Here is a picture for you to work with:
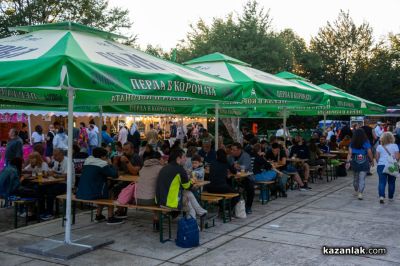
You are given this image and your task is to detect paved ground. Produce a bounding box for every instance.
[0,171,399,266]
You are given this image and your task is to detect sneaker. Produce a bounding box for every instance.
[389,198,394,202]
[358,193,363,200]
[106,217,125,225]
[299,186,307,191]
[95,214,106,222]
[40,214,54,221]
[245,209,252,215]
[114,210,128,219]
[19,212,27,218]
[304,184,312,190]
[379,197,384,204]
[353,191,358,196]
[281,192,288,198]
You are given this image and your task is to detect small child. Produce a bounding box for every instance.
[191,155,204,181]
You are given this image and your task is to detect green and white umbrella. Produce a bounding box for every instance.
[318,83,386,115]
[184,52,325,109]
[0,22,242,106]
[0,22,243,248]
[275,71,363,116]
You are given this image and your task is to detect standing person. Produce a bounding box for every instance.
[101,125,113,146]
[376,132,399,204]
[228,142,254,214]
[169,121,177,145]
[176,122,186,144]
[339,122,353,141]
[146,124,159,149]
[31,125,44,145]
[374,122,384,144]
[128,123,141,153]
[275,124,290,140]
[361,124,376,176]
[118,126,128,145]
[89,119,99,134]
[394,121,400,150]
[242,127,255,145]
[78,122,89,148]
[45,124,55,163]
[53,127,68,153]
[88,124,99,154]
[345,129,374,200]
[18,123,29,144]
[326,127,335,142]
[198,140,217,165]
[5,128,23,173]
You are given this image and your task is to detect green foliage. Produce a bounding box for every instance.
[0,0,134,41]
[310,10,373,88]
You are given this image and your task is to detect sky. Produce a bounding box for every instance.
[109,0,400,51]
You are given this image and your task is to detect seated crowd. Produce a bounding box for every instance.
[0,124,348,228]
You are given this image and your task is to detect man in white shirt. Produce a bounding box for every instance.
[118,126,128,144]
[276,125,290,139]
[88,125,99,154]
[374,122,384,140]
[326,127,335,141]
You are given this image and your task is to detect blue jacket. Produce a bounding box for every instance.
[76,157,117,200]
[0,165,20,197]
[102,131,114,145]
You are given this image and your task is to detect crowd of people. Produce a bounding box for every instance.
[0,118,399,228]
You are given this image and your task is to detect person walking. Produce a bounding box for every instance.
[376,132,399,204]
[5,128,23,174]
[345,129,374,200]
[53,127,68,153]
[88,124,99,155]
[45,124,55,163]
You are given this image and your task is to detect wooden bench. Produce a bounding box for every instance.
[200,192,239,223]
[199,195,223,230]
[255,180,276,205]
[56,194,177,243]
[309,165,323,183]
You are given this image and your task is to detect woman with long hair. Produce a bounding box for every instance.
[376,132,399,204]
[31,125,44,145]
[346,129,374,200]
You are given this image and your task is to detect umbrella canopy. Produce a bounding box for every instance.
[184,53,325,109]
[275,71,363,115]
[319,83,386,115]
[0,22,242,106]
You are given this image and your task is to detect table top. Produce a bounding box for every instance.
[330,150,349,154]
[29,177,65,185]
[234,172,253,179]
[320,153,337,158]
[109,175,139,183]
[192,180,210,188]
[287,158,308,163]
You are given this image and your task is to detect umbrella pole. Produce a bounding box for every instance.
[98,106,103,147]
[28,114,32,145]
[65,87,74,244]
[215,104,219,151]
[323,111,327,132]
[283,108,287,148]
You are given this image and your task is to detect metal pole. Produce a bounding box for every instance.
[98,106,103,147]
[283,108,287,148]
[323,111,327,132]
[65,87,74,244]
[27,114,32,145]
[215,104,219,151]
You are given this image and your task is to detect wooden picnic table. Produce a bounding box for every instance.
[330,150,349,155]
[29,177,66,185]
[192,180,210,188]
[320,153,337,159]
[287,158,308,163]
[109,175,139,183]
[233,171,253,180]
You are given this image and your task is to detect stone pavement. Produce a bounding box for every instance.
[0,171,399,266]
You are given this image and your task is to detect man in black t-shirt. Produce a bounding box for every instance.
[266,143,309,190]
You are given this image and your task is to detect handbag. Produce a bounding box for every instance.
[175,215,200,248]
[234,200,247,219]
[382,146,400,178]
[117,182,136,205]
[254,170,277,182]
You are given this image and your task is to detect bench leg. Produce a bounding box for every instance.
[14,202,18,229]
[72,201,76,225]
[62,200,66,227]
[159,212,172,243]
[90,204,94,222]
[221,199,227,223]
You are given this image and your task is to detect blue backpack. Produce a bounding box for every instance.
[175,216,199,248]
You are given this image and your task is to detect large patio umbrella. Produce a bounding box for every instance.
[184,52,325,109]
[318,83,386,115]
[0,22,243,252]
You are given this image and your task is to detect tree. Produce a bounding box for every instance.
[0,0,134,40]
[310,10,373,88]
